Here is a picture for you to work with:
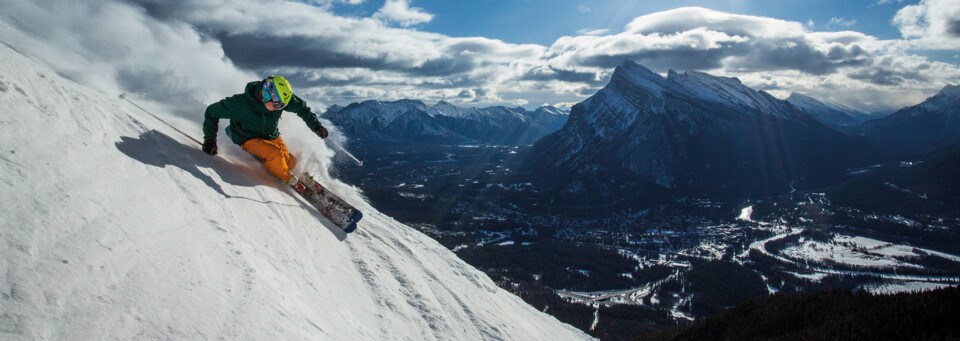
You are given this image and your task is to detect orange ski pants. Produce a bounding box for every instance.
[241,137,297,182]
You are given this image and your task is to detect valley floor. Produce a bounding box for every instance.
[336,143,960,339]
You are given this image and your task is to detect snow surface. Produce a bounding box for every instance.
[781,238,916,269]
[861,281,955,295]
[0,43,591,340]
[610,61,669,97]
[737,206,754,222]
[668,70,785,116]
[750,231,960,286]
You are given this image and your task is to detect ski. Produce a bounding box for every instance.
[299,172,362,233]
[223,126,360,232]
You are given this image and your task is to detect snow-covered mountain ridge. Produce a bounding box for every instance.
[578,61,800,122]
[0,43,591,340]
[861,83,960,157]
[524,60,875,200]
[325,99,569,145]
[786,93,861,128]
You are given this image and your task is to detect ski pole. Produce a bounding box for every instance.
[119,93,203,146]
[326,138,364,167]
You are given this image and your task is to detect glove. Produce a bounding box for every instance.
[202,138,218,156]
[314,125,329,139]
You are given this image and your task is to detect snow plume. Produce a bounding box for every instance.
[0,0,341,177]
[0,0,254,118]
[0,42,591,340]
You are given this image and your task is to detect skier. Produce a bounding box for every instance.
[201,75,329,193]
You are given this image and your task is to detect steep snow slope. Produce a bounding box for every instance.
[0,44,591,340]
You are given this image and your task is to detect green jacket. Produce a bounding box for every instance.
[203,80,323,146]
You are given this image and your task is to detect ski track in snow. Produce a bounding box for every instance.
[0,43,591,340]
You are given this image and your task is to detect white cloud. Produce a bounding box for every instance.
[893,0,960,49]
[872,0,904,6]
[577,28,610,36]
[541,7,960,111]
[374,0,434,27]
[550,101,579,110]
[306,0,365,5]
[827,17,857,28]
[0,1,956,113]
[578,4,591,13]
[511,98,530,106]
[625,7,807,38]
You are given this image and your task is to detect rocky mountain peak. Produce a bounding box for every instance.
[534,105,567,116]
[933,84,960,100]
[524,60,876,200]
[608,60,671,96]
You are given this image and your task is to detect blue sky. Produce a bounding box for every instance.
[1,0,958,115]
[301,0,960,111]
[333,0,914,45]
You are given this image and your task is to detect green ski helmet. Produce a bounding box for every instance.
[262,75,293,108]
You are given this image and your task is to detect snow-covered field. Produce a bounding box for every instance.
[737,206,753,222]
[781,236,920,270]
[781,234,959,271]
[860,281,954,295]
[748,229,960,286]
[0,43,591,340]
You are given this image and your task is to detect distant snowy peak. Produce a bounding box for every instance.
[787,93,834,112]
[333,99,436,126]
[935,84,960,98]
[534,105,568,116]
[602,60,793,118]
[325,99,569,145]
[892,84,960,118]
[434,100,482,119]
[787,93,859,128]
[859,83,960,157]
[923,84,960,111]
[434,101,568,121]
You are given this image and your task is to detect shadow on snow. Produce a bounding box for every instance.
[116,129,348,241]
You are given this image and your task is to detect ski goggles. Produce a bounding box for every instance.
[261,80,287,109]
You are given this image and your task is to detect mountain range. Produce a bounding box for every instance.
[324,100,568,145]
[786,86,960,160]
[786,93,864,129]
[323,61,959,209]
[860,85,960,158]
[521,61,881,201]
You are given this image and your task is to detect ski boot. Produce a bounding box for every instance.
[286,175,308,194]
[302,173,326,195]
